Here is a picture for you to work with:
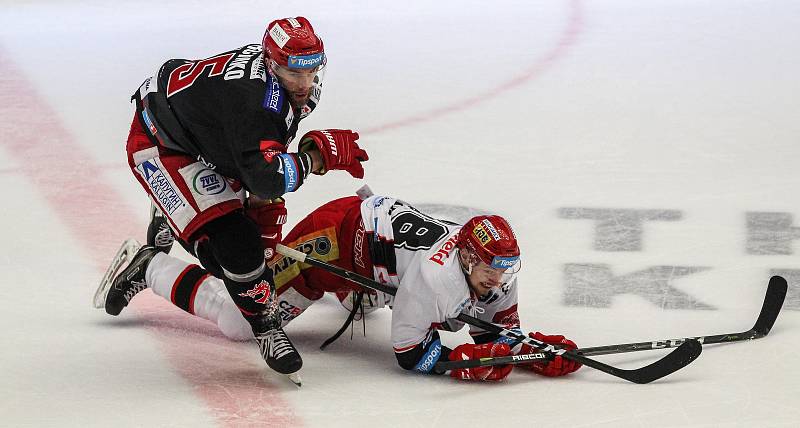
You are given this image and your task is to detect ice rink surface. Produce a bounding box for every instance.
[1,0,799,426]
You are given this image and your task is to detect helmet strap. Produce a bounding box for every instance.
[457,248,472,275]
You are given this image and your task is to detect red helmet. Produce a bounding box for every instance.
[262,17,325,69]
[457,215,520,269]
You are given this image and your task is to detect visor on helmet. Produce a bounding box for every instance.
[270,59,325,88]
[463,248,521,285]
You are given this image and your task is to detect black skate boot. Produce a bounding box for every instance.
[248,314,303,385]
[147,204,175,253]
[104,244,158,316]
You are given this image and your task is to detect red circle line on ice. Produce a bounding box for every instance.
[0,2,584,426]
[0,53,299,427]
[362,0,584,136]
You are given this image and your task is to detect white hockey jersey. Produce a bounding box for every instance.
[359,196,520,354]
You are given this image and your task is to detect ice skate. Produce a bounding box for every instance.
[250,315,303,386]
[93,239,158,316]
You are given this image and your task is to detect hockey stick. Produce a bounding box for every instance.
[275,244,702,384]
[435,275,787,371]
[577,275,787,356]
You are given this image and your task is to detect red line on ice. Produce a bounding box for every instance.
[362,0,584,136]
[0,1,583,424]
[0,51,299,427]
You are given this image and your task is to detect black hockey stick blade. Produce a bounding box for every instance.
[576,275,788,357]
[610,339,702,384]
[751,275,787,338]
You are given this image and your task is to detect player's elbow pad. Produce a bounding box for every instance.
[394,333,450,374]
[395,349,421,371]
[245,153,310,199]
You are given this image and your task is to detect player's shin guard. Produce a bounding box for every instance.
[221,264,303,375]
[204,212,303,375]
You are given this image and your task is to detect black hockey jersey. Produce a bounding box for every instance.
[132,44,319,199]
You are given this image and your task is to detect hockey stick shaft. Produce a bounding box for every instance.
[575,275,787,356]
[276,244,701,384]
[434,352,552,370]
[437,275,787,370]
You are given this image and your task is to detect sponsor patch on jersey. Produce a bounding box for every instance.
[279,300,304,321]
[264,73,284,113]
[269,24,290,48]
[472,223,492,246]
[260,140,282,163]
[276,288,315,322]
[251,55,265,81]
[277,154,299,193]
[178,162,239,212]
[136,160,185,215]
[300,105,312,119]
[137,76,157,99]
[413,338,442,373]
[353,221,367,269]
[454,297,471,314]
[142,109,157,135]
[191,168,226,195]
[429,235,459,266]
[372,196,386,208]
[287,52,324,69]
[269,227,339,287]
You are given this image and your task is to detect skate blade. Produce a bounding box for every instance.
[92,238,141,309]
[287,372,302,387]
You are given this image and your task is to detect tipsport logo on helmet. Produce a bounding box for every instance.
[491,256,519,269]
[288,53,324,69]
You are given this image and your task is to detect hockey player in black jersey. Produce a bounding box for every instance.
[97,17,368,384]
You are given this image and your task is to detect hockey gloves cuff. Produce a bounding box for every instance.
[245,197,286,261]
[299,129,368,178]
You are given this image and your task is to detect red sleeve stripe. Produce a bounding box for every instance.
[393,343,419,353]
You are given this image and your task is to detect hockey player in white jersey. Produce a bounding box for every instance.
[97,193,581,381]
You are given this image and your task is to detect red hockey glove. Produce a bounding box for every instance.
[519,332,582,377]
[300,129,368,178]
[245,197,286,261]
[449,342,513,381]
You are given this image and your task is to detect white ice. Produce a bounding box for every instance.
[1,1,799,427]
